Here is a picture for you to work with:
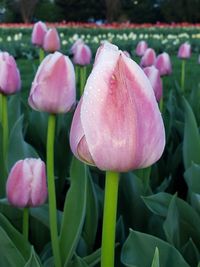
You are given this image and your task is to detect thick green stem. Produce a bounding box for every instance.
[39,48,45,63]
[47,114,62,267]
[181,59,186,93]
[80,66,87,96]
[159,96,163,112]
[2,94,8,173]
[22,207,29,241]
[101,171,120,267]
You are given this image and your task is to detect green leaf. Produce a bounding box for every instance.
[59,157,88,267]
[0,212,30,261]
[151,247,160,267]
[69,255,88,267]
[8,94,21,132]
[143,193,200,248]
[182,238,200,267]
[0,225,26,266]
[133,166,151,193]
[83,248,101,267]
[8,115,38,171]
[198,262,200,267]
[163,194,180,248]
[121,230,190,267]
[184,163,200,194]
[24,247,43,267]
[183,98,200,169]
[82,168,98,252]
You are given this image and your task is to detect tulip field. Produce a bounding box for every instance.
[1,22,200,267]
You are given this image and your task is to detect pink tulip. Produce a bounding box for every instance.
[178,43,191,59]
[0,52,21,95]
[43,28,60,52]
[123,50,131,58]
[143,66,163,102]
[73,43,92,66]
[6,158,47,208]
[135,40,148,56]
[140,48,156,68]
[28,52,76,113]
[31,21,48,47]
[70,42,165,172]
[155,52,172,76]
[70,39,84,54]
[198,55,200,64]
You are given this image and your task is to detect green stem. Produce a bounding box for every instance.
[47,114,62,267]
[101,171,120,267]
[159,96,163,112]
[22,207,29,240]
[0,93,2,124]
[181,59,185,93]
[39,48,45,63]
[2,94,8,172]
[80,66,87,97]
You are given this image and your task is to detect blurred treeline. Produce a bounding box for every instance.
[0,0,200,23]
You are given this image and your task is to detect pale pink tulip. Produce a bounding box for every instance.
[135,40,148,56]
[70,39,84,54]
[73,43,92,66]
[123,50,131,58]
[28,52,76,113]
[31,21,48,47]
[155,52,172,76]
[140,48,156,68]
[43,28,60,52]
[6,158,47,208]
[0,52,21,95]
[70,42,165,172]
[143,66,163,102]
[178,43,191,59]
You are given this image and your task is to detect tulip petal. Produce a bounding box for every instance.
[81,46,165,171]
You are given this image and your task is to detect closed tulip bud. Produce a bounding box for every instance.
[73,43,92,66]
[28,52,76,113]
[70,39,84,54]
[6,158,47,208]
[135,40,148,56]
[0,52,21,95]
[143,66,163,102]
[70,42,165,172]
[43,28,60,52]
[31,21,47,47]
[178,43,191,59]
[155,52,172,76]
[140,48,156,68]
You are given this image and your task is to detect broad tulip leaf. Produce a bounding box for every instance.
[0,225,26,266]
[183,98,200,169]
[59,157,87,267]
[0,123,6,196]
[184,163,200,194]
[8,115,38,171]
[69,255,88,267]
[121,230,190,267]
[163,194,180,248]
[0,212,30,261]
[143,192,200,248]
[8,94,21,132]
[151,247,160,267]
[182,238,200,267]
[83,248,101,267]
[24,247,43,267]
[82,168,98,252]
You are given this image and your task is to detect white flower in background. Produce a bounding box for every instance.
[62,40,67,45]
[7,36,12,42]
[60,32,64,38]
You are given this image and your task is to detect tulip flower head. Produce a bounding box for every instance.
[135,40,148,56]
[70,39,84,54]
[43,28,60,52]
[28,52,76,113]
[70,42,165,172]
[140,48,156,68]
[143,66,163,102]
[31,21,48,47]
[178,43,191,59]
[6,158,47,208]
[73,43,92,66]
[155,52,172,76]
[0,52,21,95]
